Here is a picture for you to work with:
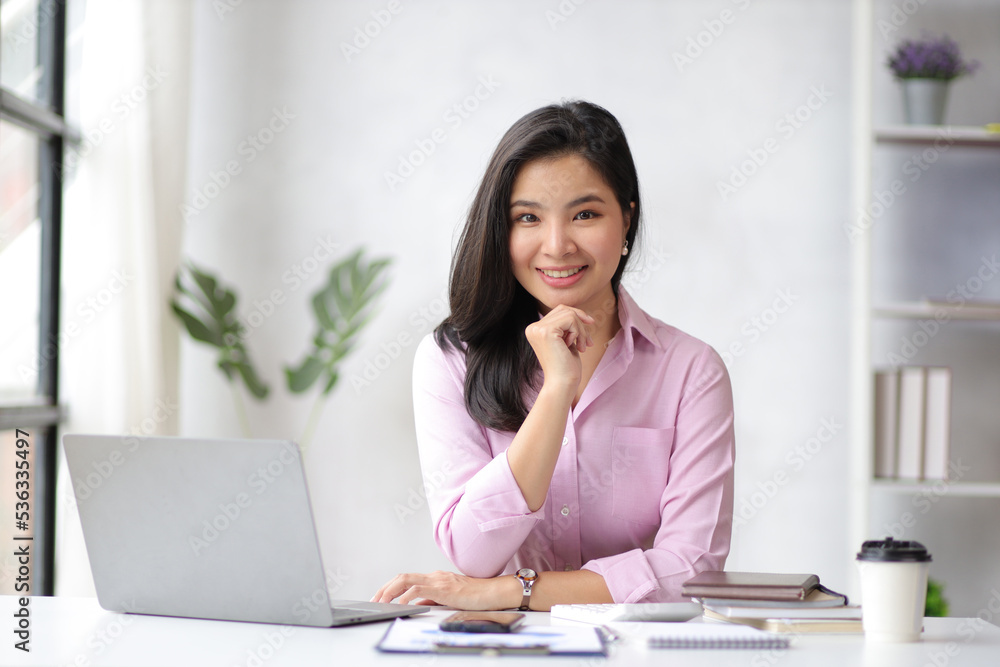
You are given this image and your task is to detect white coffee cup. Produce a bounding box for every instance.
[856,537,931,642]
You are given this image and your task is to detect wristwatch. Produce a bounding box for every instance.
[515,568,538,611]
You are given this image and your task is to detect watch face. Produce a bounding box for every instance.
[516,568,537,582]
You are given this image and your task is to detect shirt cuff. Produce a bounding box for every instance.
[462,448,544,531]
[581,549,661,603]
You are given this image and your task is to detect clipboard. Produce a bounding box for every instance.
[375,618,608,656]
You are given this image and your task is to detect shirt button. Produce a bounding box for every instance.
[561,437,569,447]
[560,505,570,516]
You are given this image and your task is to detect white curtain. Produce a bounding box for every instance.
[56,0,192,596]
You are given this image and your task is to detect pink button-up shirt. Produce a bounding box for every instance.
[412,289,735,603]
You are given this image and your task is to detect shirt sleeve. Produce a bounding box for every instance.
[412,334,544,578]
[580,346,735,603]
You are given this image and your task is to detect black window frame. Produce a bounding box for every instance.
[0,0,79,596]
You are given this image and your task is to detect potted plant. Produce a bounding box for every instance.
[887,33,979,125]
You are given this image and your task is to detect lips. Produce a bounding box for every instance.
[536,265,587,287]
[539,267,583,278]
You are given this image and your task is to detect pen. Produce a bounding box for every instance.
[599,625,621,643]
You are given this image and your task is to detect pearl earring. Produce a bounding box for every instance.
[621,239,629,256]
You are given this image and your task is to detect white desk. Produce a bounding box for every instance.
[4,596,1000,666]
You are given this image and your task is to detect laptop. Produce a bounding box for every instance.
[62,433,428,627]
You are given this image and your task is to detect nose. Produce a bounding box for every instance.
[542,220,576,257]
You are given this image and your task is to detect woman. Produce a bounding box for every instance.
[373,100,734,611]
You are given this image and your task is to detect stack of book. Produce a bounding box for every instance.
[681,571,862,634]
[874,366,952,480]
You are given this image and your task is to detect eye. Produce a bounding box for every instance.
[574,210,599,221]
[513,212,539,224]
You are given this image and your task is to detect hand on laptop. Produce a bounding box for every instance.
[372,570,521,610]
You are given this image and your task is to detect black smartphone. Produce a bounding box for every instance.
[439,611,526,633]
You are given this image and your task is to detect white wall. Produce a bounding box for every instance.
[46,0,999,618]
[178,0,855,603]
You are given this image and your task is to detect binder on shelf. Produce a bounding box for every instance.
[922,367,952,481]
[873,370,900,478]
[871,366,952,481]
[895,366,927,480]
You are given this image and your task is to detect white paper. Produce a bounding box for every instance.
[377,619,606,654]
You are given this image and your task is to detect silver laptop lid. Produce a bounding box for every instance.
[63,434,336,626]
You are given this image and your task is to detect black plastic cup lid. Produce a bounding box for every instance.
[856,537,932,562]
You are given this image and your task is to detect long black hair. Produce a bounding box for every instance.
[435,100,642,432]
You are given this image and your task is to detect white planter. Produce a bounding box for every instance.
[900,78,950,125]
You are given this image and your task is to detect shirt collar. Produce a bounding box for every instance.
[616,287,663,350]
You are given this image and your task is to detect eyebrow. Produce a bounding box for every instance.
[509,193,607,210]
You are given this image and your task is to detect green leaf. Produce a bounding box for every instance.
[363,259,391,294]
[285,248,391,402]
[171,301,224,346]
[311,291,336,331]
[234,361,270,399]
[218,289,237,316]
[285,355,325,393]
[329,265,353,321]
[217,360,237,381]
[171,262,271,401]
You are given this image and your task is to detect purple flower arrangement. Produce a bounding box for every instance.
[887,33,979,81]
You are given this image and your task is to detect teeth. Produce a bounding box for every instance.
[541,267,582,278]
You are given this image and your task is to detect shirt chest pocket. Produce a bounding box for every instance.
[610,426,675,526]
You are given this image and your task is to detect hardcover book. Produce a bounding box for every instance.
[681,572,820,602]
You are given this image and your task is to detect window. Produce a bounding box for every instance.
[0,0,77,596]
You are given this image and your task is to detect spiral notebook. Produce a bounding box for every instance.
[609,621,790,650]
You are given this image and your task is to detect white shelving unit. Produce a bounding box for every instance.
[848,0,1000,600]
[874,125,1000,149]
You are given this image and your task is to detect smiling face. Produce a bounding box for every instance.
[508,153,632,317]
